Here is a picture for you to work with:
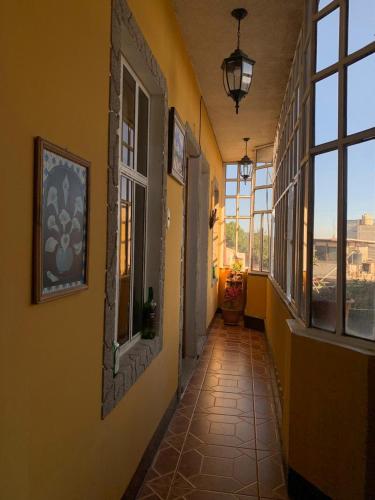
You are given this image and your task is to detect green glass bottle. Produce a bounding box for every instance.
[141,287,157,339]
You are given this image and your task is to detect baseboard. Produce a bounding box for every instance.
[288,468,331,500]
[244,314,265,332]
[121,391,179,499]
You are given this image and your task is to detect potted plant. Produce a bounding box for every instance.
[222,278,243,325]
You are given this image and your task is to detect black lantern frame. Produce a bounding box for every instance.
[239,138,253,184]
[222,8,255,114]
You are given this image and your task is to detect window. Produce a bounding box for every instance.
[251,146,273,272]
[223,149,273,272]
[117,61,150,347]
[224,163,251,268]
[272,0,375,344]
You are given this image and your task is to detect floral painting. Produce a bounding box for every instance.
[34,138,89,302]
[168,107,186,185]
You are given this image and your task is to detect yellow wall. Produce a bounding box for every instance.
[259,278,373,499]
[127,0,224,329]
[0,1,223,499]
[264,280,293,457]
[245,274,267,319]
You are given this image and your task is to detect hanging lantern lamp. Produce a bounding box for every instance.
[221,8,256,114]
[239,138,253,184]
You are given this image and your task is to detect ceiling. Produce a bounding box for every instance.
[173,0,304,162]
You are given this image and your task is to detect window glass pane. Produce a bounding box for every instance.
[314,72,338,145]
[316,8,340,72]
[137,88,149,176]
[254,188,272,211]
[318,0,334,10]
[262,213,271,272]
[251,214,261,271]
[312,150,338,332]
[224,219,236,265]
[346,140,375,340]
[286,189,294,300]
[132,184,146,336]
[256,168,269,186]
[238,198,251,216]
[239,180,251,195]
[118,177,133,344]
[225,198,236,217]
[122,66,136,167]
[226,164,238,179]
[225,181,237,196]
[238,219,250,268]
[347,54,375,136]
[348,0,375,54]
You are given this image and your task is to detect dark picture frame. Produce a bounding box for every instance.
[33,137,90,303]
[168,107,186,185]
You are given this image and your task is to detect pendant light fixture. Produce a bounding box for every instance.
[239,138,253,184]
[221,8,255,114]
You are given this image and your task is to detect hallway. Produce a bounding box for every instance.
[137,316,286,500]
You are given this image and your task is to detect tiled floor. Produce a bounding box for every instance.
[137,316,288,500]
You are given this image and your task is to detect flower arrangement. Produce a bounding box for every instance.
[223,282,243,310]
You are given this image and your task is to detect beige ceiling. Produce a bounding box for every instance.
[173,0,304,162]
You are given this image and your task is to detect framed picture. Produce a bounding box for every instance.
[168,107,186,185]
[33,137,90,303]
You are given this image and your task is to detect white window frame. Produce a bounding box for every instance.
[271,0,375,350]
[250,147,273,274]
[115,57,151,354]
[223,163,252,268]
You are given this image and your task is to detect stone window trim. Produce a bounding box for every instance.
[102,0,168,418]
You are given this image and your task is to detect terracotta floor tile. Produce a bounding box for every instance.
[203,373,253,395]
[188,413,256,448]
[253,396,276,419]
[171,445,258,497]
[257,450,288,499]
[168,414,192,435]
[175,490,258,499]
[208,359,253,377]
[255,418,281,451]
[253,378,274,397]
[137,315,286,500]
[196,390,254,417]
[138,472,175,499]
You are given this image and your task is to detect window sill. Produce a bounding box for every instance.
[102,335,162,417]
[248,271,269,277]
[287,319,375,356]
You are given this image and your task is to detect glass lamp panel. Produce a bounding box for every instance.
[238,198,251,216]
[241,60,253,91]
[226,59,242,91]
[316,8,340,72]
[348,0,375,54]
[225,181,237,196]
[345,140,375,340]
[226,164,238,179]
[225,198,236,217]
[312,150,338,332]
[347,54,375,136]
[314,72,338,145]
